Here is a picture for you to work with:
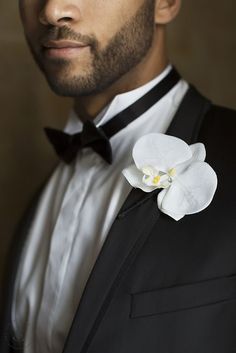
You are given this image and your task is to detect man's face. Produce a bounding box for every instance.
[19,0,156,97]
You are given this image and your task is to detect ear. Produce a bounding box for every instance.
[155,0,182,25]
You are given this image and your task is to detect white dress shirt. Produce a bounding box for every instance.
[12,65,188,353]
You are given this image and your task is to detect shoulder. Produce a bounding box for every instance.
[197,103,236,210]
[198,103,236,158]
[200,104,236,139]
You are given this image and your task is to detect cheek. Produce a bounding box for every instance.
[84,1,138,46]
[19,0,41,32]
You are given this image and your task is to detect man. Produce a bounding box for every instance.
[1,0,236,352]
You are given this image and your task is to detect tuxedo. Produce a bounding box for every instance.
[1,85,236,353]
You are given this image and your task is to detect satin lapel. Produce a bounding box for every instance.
[63,188,161,353]
[166,84,211,143]
[63,86,212,353]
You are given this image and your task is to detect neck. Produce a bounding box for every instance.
[74,29,169,122]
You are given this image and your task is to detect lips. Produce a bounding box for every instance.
[42,40,88,49]
[42,40,90,58]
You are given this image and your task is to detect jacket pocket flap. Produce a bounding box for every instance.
[130,274,236,319]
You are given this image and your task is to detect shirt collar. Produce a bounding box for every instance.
[64,64,173,134]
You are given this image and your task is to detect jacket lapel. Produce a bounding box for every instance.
[63,188,161,353]
[167,84,211,143]
[62,86,212,353]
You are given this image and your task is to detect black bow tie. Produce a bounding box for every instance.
[45,120,113,164]
[44,67,181,164]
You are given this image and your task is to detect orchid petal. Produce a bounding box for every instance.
[122,165,157,193]
[176,143,206,175]
[190,143,206,162]
[157,189,185,220]
[157,161,217,219]
[133,133,192,172]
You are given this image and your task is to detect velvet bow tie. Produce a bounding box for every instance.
[44,67,181,164]
[44,120,113,164]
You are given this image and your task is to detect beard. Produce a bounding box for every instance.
[26,0,156,97]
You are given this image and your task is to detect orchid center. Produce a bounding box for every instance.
[141,165,176,189]
[168,168,176,177]
[153,175,161,185]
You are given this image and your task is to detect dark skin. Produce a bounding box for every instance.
[19,0,181,121]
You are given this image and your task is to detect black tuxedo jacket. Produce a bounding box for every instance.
[1,85,236,353]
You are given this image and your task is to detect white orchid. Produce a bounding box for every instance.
[122,133,217,221]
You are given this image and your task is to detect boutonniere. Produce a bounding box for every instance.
[122,133,217,221]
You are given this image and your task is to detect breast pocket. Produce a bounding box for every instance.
[130,274,236,319]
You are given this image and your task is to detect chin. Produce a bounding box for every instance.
[45,75,98,97]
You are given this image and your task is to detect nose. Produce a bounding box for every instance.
[39,0,81,26]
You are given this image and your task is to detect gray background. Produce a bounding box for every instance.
[0,1,235,286]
